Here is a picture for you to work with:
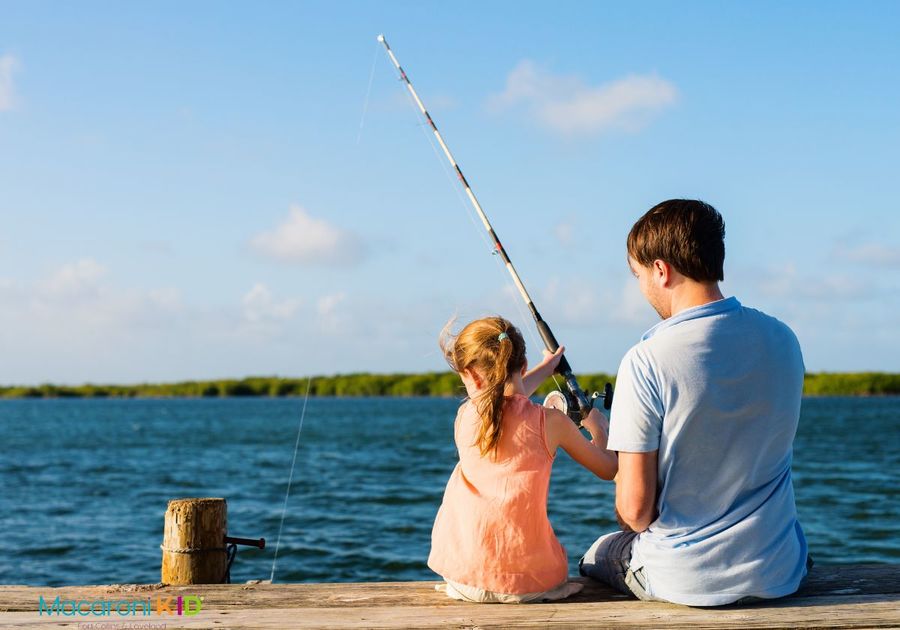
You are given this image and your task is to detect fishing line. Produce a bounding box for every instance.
[270,375,313,583]
[378,34,610,419]
[405,91,500,263]
[357,40,381,145]
[407,100,553,365]
[396,46,564,393]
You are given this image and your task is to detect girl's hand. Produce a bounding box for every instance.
[522,346,565,397]
[581,408,610,444]
[539,346,565,372]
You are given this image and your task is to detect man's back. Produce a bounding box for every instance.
[609,296,808,606]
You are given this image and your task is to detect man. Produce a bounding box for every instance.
[580,199,810,606]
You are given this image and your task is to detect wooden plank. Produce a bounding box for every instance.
[1,565,897,629]
[2,595,898,629]
[1,565,896,611]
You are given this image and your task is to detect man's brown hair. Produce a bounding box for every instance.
[627,199,725,282]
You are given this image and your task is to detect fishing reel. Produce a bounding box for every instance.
[543,381,613,425]
[534,319,613,425]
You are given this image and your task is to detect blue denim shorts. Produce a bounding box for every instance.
[578,531,654,599]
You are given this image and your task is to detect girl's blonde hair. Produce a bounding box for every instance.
[440,316,527,457]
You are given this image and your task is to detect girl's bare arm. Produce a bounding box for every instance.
[545,407,617,480]
[523,346,565,397]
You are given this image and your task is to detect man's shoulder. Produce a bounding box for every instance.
[614,343,660,392]
[735,303,801,346]
[619,341,655,372]
[631,300,802,365]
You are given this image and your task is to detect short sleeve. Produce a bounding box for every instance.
[608,346,664,452]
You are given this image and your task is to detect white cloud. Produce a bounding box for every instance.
[41,258,108,297]
[316,291,349,334]
[242,283,301,324]
[615,279,652,324]
[0,54,19,112]
[748,263,874,302]
[316,291,346,317]
[249,204,366,267]
[488,60,677,135]
[0,260,185,362]
[502,274,652,329]
[834,242,900,267]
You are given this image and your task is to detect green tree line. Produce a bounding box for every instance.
[0,372,897,399]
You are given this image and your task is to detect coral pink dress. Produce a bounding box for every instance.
[428,394,568,594]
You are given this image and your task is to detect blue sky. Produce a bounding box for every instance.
[1,1,898,384]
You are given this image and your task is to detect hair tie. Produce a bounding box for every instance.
[497,332,508,342]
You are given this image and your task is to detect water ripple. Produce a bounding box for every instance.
[0,396,896,586]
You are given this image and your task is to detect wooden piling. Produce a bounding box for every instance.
[160,497,228,585]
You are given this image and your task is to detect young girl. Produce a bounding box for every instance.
[428,316,618,603]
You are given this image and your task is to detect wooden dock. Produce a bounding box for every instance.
[1,564,897,629]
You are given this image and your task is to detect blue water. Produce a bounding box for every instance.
[0,397,897,586]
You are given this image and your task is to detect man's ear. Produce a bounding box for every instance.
[653,259,673,287]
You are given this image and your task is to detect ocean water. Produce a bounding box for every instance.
[0,396,897,586]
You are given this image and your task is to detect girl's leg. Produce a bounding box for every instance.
[521,579,584,602]
[439,579,497,603]
[438,578,584,604]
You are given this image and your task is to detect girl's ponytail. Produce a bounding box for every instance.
[440,317,527,458]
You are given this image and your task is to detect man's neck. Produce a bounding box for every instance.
[669,282,725,318]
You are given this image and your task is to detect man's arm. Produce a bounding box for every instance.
[615,450,659,532]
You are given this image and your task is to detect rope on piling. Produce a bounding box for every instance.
[159,544,227,554]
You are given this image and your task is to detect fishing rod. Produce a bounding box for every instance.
[377,34,612,421]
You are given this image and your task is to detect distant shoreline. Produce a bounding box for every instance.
[1,372,898,398]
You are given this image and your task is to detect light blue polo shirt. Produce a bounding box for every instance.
[609,296,808,606]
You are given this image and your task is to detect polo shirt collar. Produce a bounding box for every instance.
[641,296,741,341]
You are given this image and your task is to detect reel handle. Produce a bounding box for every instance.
[535,318,614,418]
[544,385,614,424]
[589,383,614,410]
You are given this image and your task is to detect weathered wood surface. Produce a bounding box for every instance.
[1,564,897,629]
[161,497,229,585]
